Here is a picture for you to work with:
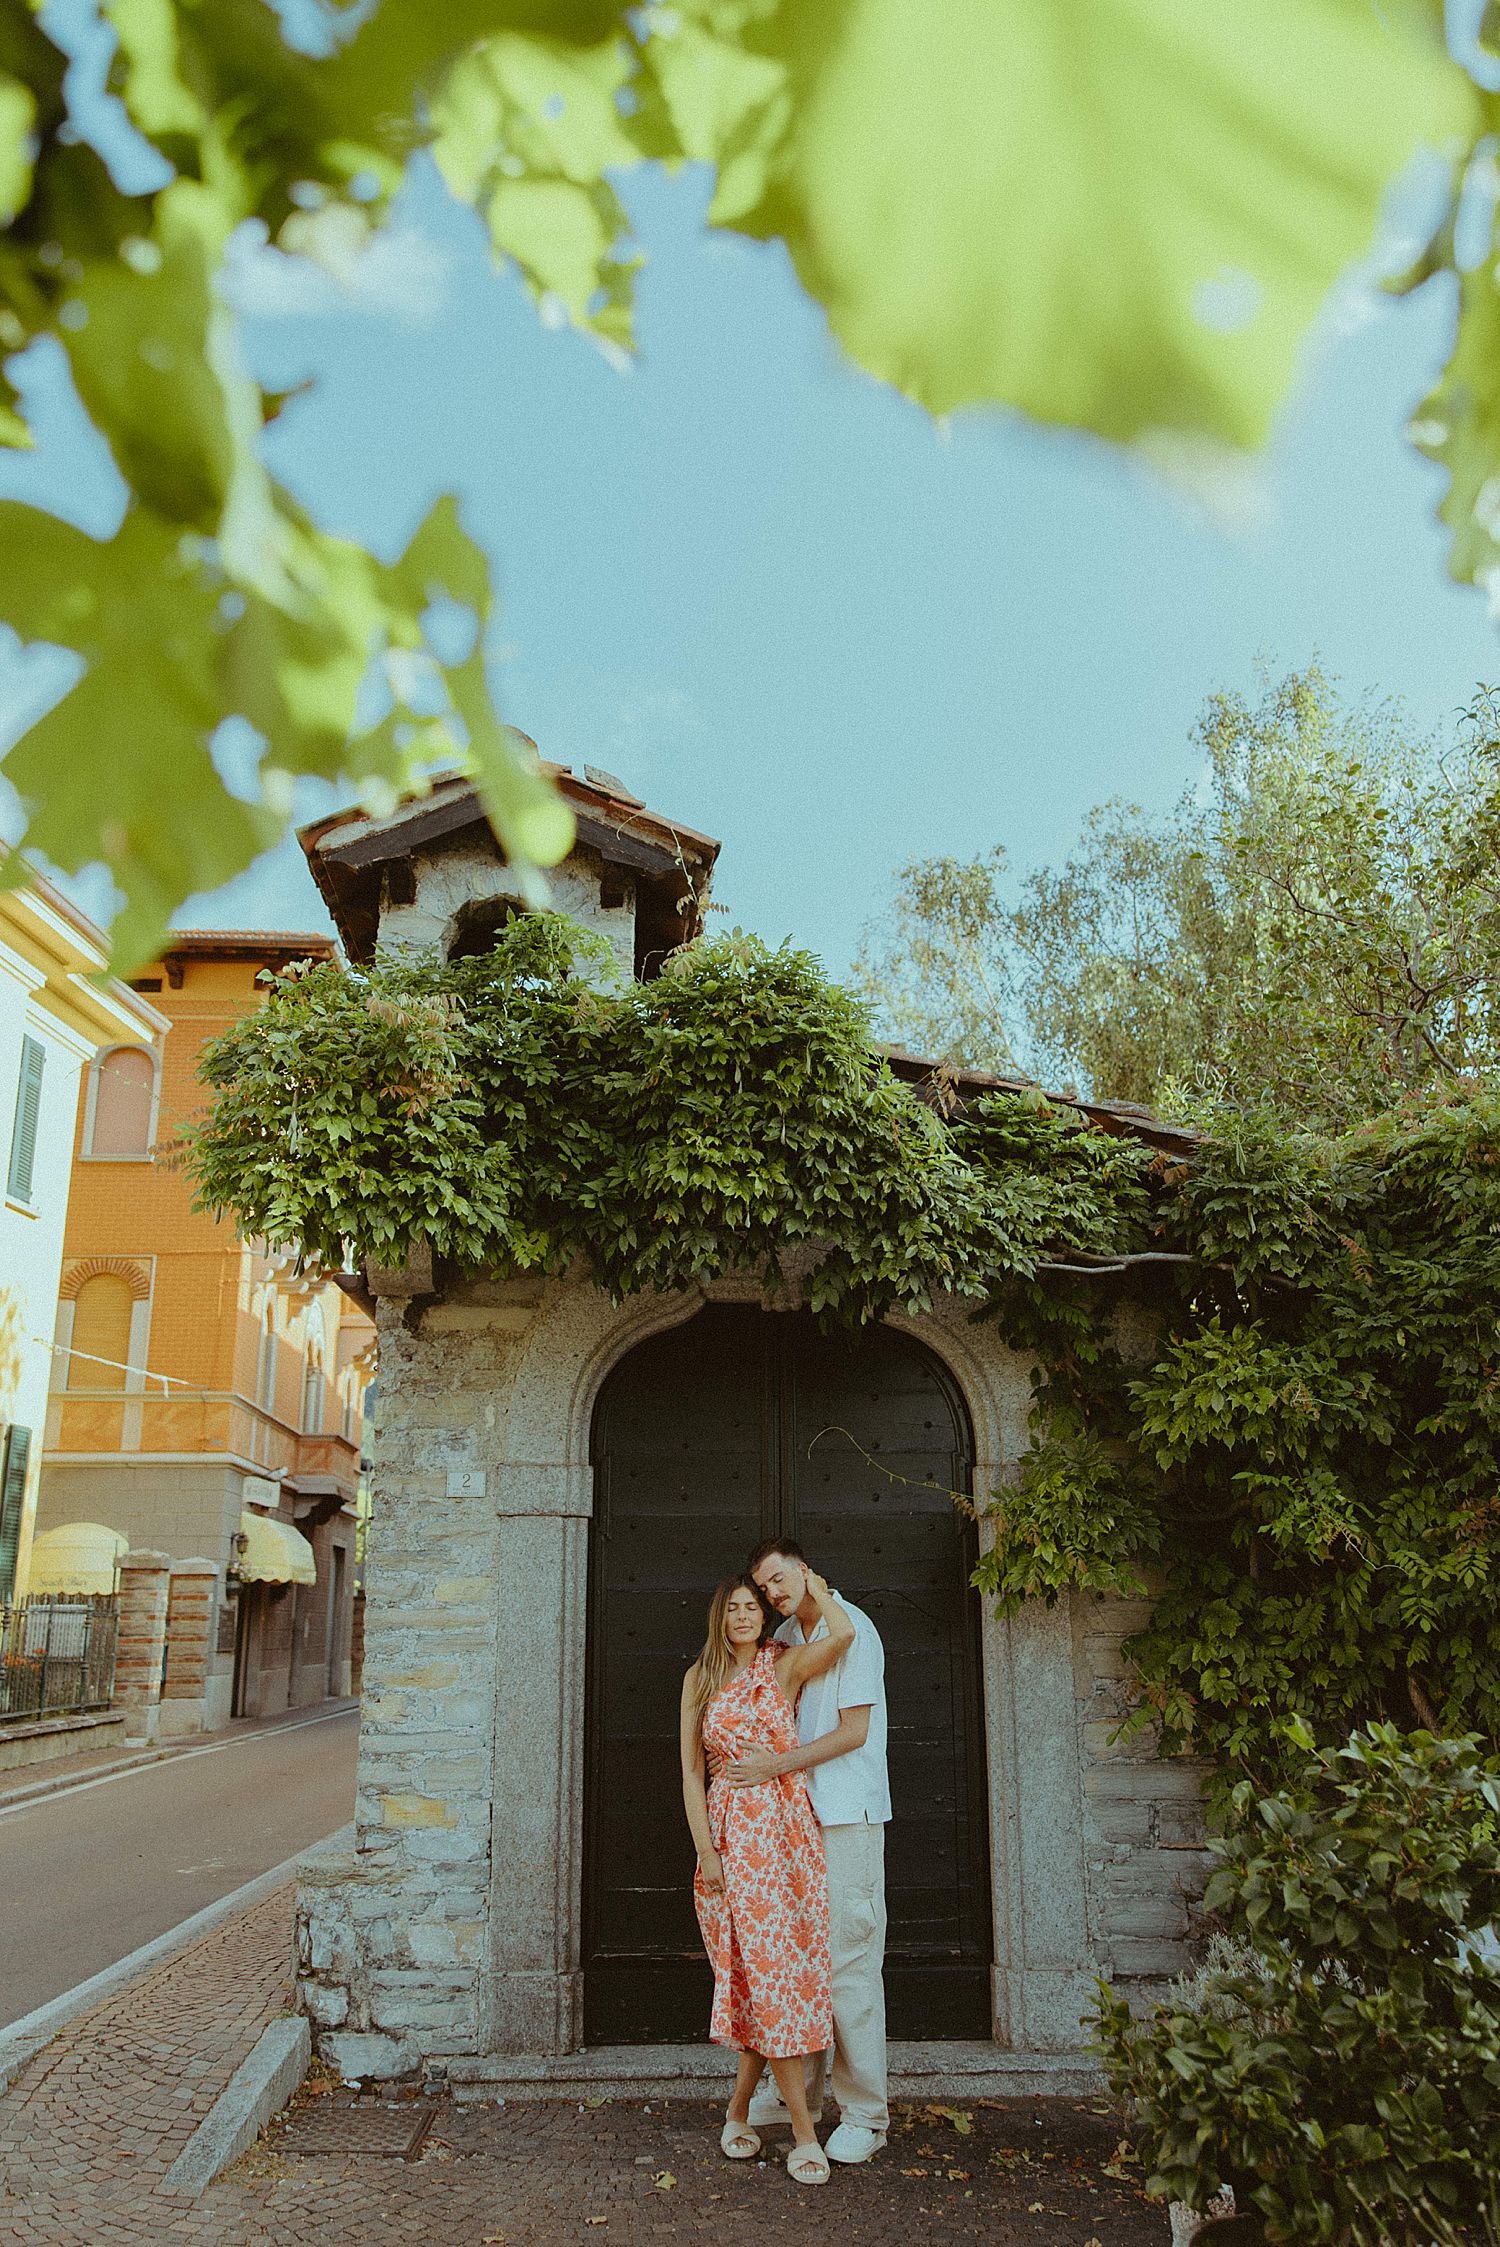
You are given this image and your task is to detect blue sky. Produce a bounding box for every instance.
[3,146,1498,981]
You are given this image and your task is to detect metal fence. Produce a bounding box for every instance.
[0,1594,119,1722]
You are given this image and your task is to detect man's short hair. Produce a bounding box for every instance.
[746,1536,807,1575]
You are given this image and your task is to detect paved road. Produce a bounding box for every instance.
[0,1703,358,2025]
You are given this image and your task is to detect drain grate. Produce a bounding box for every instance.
[281,2099,436,2160]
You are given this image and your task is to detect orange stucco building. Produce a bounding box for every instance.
[34,932,374,1726]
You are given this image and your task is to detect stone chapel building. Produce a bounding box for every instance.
[292,758,1209,2092]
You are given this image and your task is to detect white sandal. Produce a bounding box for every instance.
[721,2117,762,2160]
[787,2140,830,2186]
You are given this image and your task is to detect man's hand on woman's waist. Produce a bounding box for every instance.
[715,1705,873,1789]
[722,1748,784,1786]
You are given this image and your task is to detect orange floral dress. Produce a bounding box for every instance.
[693,1642,833,2059]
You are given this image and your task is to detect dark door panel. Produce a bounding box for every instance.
[584,1305,992,2045]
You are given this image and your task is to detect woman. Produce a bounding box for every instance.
[680,1568,855,2187]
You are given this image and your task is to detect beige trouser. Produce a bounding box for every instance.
[763,1820,888,2132]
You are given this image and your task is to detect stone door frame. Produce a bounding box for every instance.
[481,1273,1096,2057]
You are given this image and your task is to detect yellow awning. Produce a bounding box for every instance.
[27,1521,127,1595]
[238,1510,317,1587]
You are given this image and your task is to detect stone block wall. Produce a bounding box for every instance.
[295,1304,523,2078]
[1072,1590,1213,1989]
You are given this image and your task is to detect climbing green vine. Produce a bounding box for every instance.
[188,915,1500,1787]
[981,1096,1500,1787]
[186,915,1149,1318]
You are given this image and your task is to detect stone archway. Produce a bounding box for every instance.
[581,1302,992,2044]
[301,1267,1119,2077]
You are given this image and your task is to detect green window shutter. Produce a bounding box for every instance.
[7,1035,45,1202]
[0,1425,31,1604]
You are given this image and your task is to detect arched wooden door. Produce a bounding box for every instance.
[584,1304,991,2044]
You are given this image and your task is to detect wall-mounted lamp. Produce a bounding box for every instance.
[225,1527,249,1592]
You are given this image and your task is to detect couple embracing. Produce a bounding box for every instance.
[679,1538,889,2188]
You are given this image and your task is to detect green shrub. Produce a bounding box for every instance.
[1094,1724,1500,2245]
[184,915,1146,1324]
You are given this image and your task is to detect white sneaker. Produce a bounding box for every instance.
[825,2122,886,2164]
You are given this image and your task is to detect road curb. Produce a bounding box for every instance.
[164,2016,312,2195]
[0,1742,177,1810]
[0,1823,354,2094]
[0,1699,360,1814]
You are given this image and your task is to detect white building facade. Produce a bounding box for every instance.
[0,876,166,1603]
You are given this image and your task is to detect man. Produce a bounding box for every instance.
[725,1535,890,2164]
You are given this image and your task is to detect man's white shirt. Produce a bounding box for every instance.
[774,1592,891,1826]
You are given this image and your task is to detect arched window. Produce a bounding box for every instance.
[68,1274,134,1389]
[87,1047,157,1158]
[255,1298,278,1416]
[445,894,525,961]
[300,1304,327,1433]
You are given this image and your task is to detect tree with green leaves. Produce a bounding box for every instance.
[855,668,1500,1128]
[0,0,1484,962]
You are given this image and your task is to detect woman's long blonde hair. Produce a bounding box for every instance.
[689,1574,771,1728]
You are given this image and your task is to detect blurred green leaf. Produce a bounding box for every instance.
[0,0,1490,953]
[0,70,36,229]
[678,0,1474,448]
[1411,248,1500,589]
[0,500,274,965]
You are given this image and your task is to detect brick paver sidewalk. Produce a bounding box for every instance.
[0,1884,296,2246]
[205,2087,1166,2246]
[0,1883,1166,2246]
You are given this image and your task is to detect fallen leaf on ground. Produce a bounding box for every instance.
[585,2220,607,2228]
[651,2171,676,2190]
[947,2168,970,2181]
[901,2167,928,2178]
[1029,2204,1044,2214]
[925,2102,973,2134]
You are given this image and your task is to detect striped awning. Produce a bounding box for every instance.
[238,1510,317,1587]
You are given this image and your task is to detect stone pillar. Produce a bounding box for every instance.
[114,1549,170,1743]
[481,1479,591,2054]
[297,1301,507,2081]
[160,1559,218,1739]
[983,1595,1097,2050]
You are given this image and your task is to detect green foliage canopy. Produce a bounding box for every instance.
[856,668,1500,1129]
[185,915,1149,1321]
[0,0,1478,961]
